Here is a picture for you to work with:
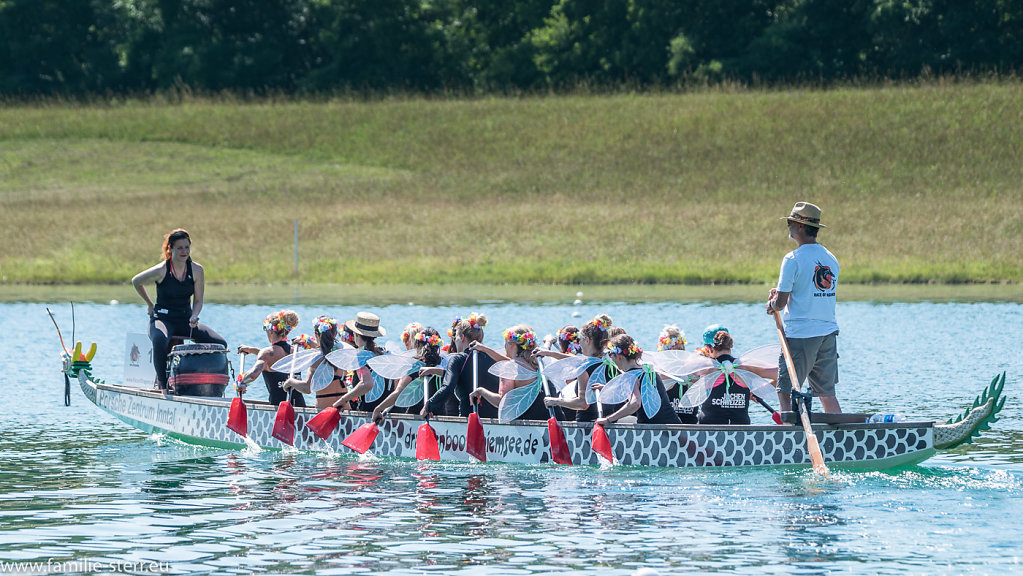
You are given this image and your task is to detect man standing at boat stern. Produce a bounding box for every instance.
[766,202,842,414]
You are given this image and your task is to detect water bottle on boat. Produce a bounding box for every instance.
[868,413,906,423]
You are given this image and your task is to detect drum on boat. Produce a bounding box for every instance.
[168,343,229,397]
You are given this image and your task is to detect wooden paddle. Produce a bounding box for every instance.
[271,349,299,446]
[415,375,440,460]
[227,352,248,437]
[466,350,487,461]
[772,311,829,475]
[537,357,572,465]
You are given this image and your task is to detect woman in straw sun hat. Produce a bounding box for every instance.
[329,312,390,413]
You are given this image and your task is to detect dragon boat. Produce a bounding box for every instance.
[61,341,1007,469]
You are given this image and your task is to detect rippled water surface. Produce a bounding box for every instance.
[2,299,1021,575]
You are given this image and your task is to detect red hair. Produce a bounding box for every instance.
[162,229,190,260]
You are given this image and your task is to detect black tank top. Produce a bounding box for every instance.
[262,341,291,390]
[636,372,683,425]
[155,259,194,319]
[670,380,700,424]
[697,355,751,425]
[575,361,617,422]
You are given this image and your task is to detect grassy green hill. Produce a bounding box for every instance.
[1,82,1020,285]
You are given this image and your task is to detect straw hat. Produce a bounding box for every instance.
[345,312,387,338]
[781,201,827,228]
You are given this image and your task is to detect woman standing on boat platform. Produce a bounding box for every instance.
[131,229,226,390]
[236,310,300,406]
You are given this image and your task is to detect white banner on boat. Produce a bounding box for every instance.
[124,333,156,389]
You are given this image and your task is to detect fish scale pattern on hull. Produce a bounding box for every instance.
[82,373,935,469]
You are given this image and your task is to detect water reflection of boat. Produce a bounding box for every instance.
[64,352,1005,469]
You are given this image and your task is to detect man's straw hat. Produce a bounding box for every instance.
[781,201,827,228]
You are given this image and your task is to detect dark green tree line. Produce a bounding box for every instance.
[1,0,1021,96]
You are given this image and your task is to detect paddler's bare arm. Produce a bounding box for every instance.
[596,382,642,425]
[373,374,413,419]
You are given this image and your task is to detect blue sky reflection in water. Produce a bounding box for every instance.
[1,300,1021,575]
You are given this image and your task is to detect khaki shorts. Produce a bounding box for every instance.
[777,331,839,397]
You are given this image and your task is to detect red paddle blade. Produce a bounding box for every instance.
[466,412,487,462]
[772,411,783,425]
[226,397,247,438]
[591,423,614,462]
[271,401,296,446]
[548,417,573,465]
[416,422,440,461]
[341,422,379,453]
[307,407,341,440]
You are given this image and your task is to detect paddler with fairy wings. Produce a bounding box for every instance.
[594,334,683,426]
[468,325,566,422]
[279,316,350,410]
[540,314,622,423]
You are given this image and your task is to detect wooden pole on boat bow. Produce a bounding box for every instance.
[772,311,829,476]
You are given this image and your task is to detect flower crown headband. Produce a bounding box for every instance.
[292,333,317,350]
[314,316,339,335]
[503,329,537,350]
[263,312,292,334]
[415,332,443,347]
[657,326,687,351]
[607,341,642,356]
[590,316,612,331]
[402,323,423,342]
[557,327,581,354]
[447,312,482,337]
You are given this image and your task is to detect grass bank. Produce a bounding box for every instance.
[1,82,1021,285]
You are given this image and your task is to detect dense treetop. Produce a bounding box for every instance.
[1,0,1021,96]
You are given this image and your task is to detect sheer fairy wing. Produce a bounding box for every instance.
[731,369,778,402]
[679,371,721,408]
[584,363,612,404]
[395,377,426,408]
[640,370,662,419]
[270,349,322,373]
[736,344,781,370]
[325,348,376,370]
[488,360,538,382]
[310,361,336,392]
[646,349,715,379]
[498,380,542,423]
[544,356,600,387]
[364,372,388,403]
[367,353,423,379]
[559,381,578,401]
[599,369,642,405]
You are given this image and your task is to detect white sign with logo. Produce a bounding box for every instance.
[124,333,156,388]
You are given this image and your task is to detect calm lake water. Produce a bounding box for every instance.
[2,298,1021,575]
